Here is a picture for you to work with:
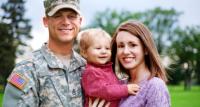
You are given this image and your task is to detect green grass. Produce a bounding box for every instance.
[0,92,3,106]
[0,85,3,106]
[0,86,199,107]
[169,85,200,107]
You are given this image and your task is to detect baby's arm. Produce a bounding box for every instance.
[82,71,128,101]
[127,83,140,95]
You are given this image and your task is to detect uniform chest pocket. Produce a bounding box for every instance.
[68,80,82,98]
[38,74,68,105]
[68,70,83,98]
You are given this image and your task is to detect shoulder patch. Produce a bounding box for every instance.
[7,72,29,90]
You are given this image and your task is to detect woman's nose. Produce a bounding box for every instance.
[123,46,130,54]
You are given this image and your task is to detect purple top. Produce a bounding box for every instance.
[119,77,171,107]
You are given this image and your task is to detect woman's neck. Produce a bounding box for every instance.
[129,64,150,84]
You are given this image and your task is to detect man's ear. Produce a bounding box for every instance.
[43,17,48,27]
[79,16,83,25]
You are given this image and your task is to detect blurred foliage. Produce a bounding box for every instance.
[89,7,181,54]
[168,26,200,90]
[0,0,32,87]
[87,7,200,90]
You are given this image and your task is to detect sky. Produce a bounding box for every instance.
[1,0,200,50]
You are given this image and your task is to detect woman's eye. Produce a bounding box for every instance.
[117,44,124,48]
[130,43,137,47]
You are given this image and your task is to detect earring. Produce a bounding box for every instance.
[145,51,148,55]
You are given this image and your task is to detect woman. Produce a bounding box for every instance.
[111,20,171,107]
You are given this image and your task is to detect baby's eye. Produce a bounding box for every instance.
[106,47,111,50]
[95,47,101,49]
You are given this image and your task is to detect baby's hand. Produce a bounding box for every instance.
[127,84,140,95]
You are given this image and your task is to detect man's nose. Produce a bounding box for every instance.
[63,16,71,24]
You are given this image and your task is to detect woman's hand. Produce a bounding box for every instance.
[89,98,110,107]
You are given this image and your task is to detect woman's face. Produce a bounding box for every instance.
[116,31,146,71]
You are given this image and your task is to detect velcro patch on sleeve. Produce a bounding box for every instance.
[7,72,29,90]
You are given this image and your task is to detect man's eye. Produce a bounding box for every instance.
[68,15,77,19]
[52,14,61,18]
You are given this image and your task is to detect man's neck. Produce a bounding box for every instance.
[48,41,73,56]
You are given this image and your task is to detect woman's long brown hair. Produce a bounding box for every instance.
[111,20,168,82]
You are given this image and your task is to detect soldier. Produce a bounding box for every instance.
[3,0,86,107]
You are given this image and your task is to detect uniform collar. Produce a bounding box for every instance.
[41,43,86,71]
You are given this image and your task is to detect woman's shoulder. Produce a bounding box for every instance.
[148,77,167,89]
[145,78,171,106]
[149,77,165,84]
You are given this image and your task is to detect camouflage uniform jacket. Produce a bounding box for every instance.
[3,44,86,107]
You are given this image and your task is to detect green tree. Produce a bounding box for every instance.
[168,26,200,90]
[0,23,15,86]
[0,0,32,87]
[88,7,181,55]
[88,8,143,36]
[88,8,124,35]
[141,7,181,54]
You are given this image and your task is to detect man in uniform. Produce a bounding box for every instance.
[3,0,86,106]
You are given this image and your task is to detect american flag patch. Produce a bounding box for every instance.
[8,72,28,90]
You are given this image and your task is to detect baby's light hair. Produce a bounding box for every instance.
[77,28,111,57]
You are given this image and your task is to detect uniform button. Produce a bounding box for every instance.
[72,89,76,95]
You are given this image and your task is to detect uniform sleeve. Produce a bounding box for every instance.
[81,70,128,101]
[145,78,171,107]
[3,61,39,107]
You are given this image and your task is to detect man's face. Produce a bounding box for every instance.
[43,9,82,45]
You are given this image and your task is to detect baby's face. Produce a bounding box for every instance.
[85,37,111,65]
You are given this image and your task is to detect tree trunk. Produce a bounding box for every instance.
[184,70,192,91]
[196,61,200,85]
